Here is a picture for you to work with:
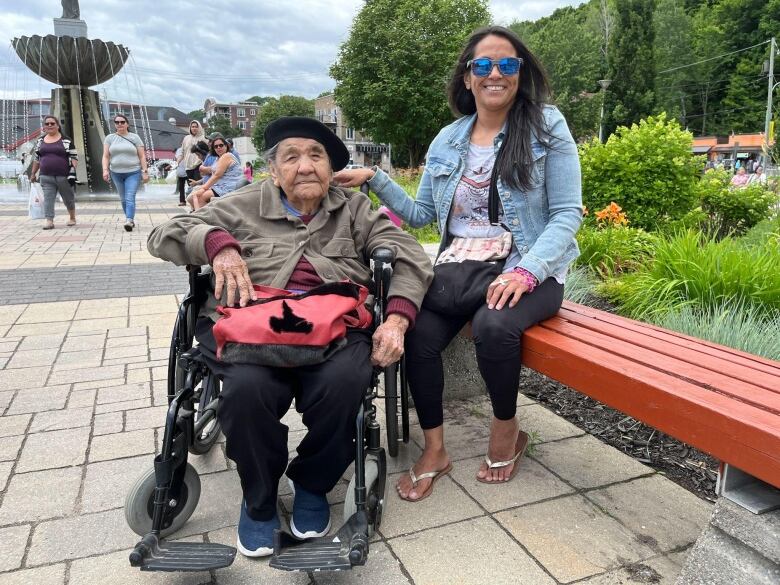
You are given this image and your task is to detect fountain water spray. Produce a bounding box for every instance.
[11,3,129,193]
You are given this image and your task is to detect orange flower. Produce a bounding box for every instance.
[595,202,629,227]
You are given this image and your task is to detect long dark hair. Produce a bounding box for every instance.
[447,26,551,192]
[41,115,71,141]
[208,133,226,157]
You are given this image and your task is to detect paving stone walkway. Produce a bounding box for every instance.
[0,199,713,584]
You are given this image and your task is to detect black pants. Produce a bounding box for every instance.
[195,319,372,521]
[176,176,187,203]
[405,278,564,429]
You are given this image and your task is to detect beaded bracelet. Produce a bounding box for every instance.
[512,267,538,293]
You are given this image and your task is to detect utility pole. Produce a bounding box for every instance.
[764,37,776,163]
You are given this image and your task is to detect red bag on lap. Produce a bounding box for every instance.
[213,281,372,367]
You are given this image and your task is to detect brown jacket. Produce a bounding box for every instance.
[147,179,433,322]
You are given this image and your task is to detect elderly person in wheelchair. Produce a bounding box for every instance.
[146,117,432,559]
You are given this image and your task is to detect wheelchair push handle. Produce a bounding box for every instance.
[371,247,396,265]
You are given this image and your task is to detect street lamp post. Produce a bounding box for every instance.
[598,79,611,143]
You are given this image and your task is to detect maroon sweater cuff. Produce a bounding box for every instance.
[205,229,241,264]
[386,297,418,330]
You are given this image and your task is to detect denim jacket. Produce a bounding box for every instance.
[368,105,582,283]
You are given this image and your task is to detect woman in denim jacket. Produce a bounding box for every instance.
[334,26,582,501]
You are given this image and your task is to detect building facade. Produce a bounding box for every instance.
[314,94,391,170]
[692,133,774,170]
[106,102,190,129]
[203,98,258,137]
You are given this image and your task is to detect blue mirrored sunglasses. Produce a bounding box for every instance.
[466,57,523,77]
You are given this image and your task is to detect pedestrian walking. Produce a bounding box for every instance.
[102,114,148,231]
[30,115,78,230]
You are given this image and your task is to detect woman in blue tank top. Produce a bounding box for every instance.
[187,137,244,210]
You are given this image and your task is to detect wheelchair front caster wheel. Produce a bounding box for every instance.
[125,463,201,537]
[343,457,384,537]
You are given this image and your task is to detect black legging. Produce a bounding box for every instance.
[405,278,564,429]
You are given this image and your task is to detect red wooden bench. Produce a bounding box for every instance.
[521,301,780,508]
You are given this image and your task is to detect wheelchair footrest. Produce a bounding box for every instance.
[270,511,369,572]
[129,534,236,572]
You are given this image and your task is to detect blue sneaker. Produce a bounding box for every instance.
[289,480,331,539]
[236,501,280,557]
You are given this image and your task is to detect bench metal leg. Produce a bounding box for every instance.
[717,463,780,514]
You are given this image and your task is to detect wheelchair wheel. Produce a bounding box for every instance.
[343,456,385,537]
[125,463,201,537]
[189,372,222,455]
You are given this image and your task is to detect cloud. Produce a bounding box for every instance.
[1,0,583,112]
[491,0,586,25]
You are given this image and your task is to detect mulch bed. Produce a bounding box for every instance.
[523,294,719,502]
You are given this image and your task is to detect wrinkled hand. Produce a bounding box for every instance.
[371,314,409,367]
[486,273,530,310]
[212,247,256,307]
[332,168,376,188]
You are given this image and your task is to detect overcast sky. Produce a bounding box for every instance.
[1,0,584,114]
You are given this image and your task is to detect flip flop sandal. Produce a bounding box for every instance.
[477,430,530,484]
[66,219,76,226]
[397,462,453,502]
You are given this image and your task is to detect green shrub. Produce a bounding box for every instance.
[575,224,657,277]
[698,169,777,237]
[739,215,780,249]
[657,207,709,236]
[653,300,780,361]
[563,265,597,304]
[579,113,703,230]
[365,171,440,243]
[604,230,780,319]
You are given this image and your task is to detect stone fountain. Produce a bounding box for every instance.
[11,1,130,192]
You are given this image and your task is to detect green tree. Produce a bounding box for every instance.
[330,0,488,167]
[686,8,727,135]
[187,109,205,123]
[511,3,602,141]
[603,0,656,137]
[205,116,243,139]
[653,0,694,126]
[694,0,769,134]
[579,114,702,229]
[246,96,271,106]
[251,95,315,153]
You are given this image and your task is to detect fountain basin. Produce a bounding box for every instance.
[12,34,129,87]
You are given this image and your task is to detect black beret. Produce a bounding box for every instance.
[264,116,350,171]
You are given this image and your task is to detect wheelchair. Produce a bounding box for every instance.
[126,247,410,573]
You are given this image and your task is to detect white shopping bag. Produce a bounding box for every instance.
[28,183,45,220]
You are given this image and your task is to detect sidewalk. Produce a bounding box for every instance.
[0,198,712,585]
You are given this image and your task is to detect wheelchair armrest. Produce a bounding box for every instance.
[185,265,213,312]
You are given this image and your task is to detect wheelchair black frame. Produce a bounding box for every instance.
[130,248,407,572]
